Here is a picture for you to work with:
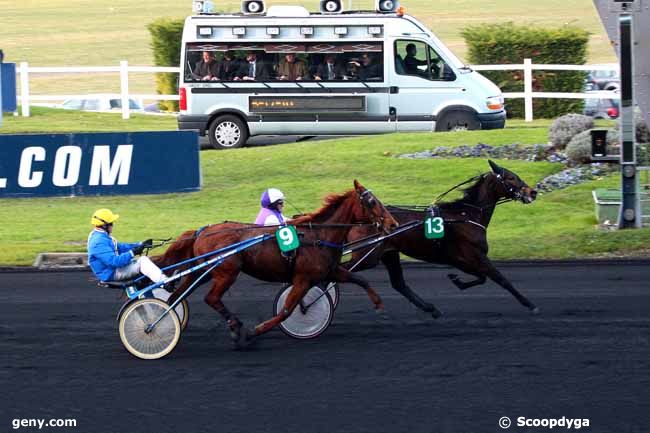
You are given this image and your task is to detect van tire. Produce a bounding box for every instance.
[435,111,481,132]
[208,115,248,149]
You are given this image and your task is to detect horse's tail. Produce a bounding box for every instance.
[151,229,197,271]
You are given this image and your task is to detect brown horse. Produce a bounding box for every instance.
[160,180,398,346]
[345,160,539,317]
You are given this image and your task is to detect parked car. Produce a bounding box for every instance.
[583,93,619,119]
[60,95,143,112]
[585,70,619,91]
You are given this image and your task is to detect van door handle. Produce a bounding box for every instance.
[390,86,399,94]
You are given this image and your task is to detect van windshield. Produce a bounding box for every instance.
[183,42,384,83]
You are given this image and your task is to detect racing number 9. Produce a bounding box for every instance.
[424,217,445,239]
[276,226,299,252]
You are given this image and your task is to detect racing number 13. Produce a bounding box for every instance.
[276,226,299,252]
[424,217,444,239]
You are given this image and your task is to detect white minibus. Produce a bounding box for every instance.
[178,3,505,148]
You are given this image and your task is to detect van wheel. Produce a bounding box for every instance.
[435,111,481,132]
[208,115,248,149]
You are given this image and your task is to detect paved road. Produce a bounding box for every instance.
[1,262,649,433]
[200,135,335,150]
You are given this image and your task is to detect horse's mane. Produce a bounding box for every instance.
[438,173,490,208]
[292,189,355,224]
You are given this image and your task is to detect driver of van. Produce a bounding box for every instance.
[404,43,428,76]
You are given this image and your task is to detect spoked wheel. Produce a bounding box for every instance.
[274,285,334,340]
[152,288,190,331]
[321,282,340,310]
[119,298,181,360]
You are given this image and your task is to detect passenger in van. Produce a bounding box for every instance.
[351,53,382,81]
[404,43,428,76]
[314,54,345,81]
[235,51,271,81]
[217,51,240,81]
[278,53,309,81]
[192,51,219,81]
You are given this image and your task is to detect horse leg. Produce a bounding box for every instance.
[451,255,538,314]
[250,277,310,338]
[202,266,248,346]
[482,259,538,314]
[330,267,385,312]
[381,250,442,318]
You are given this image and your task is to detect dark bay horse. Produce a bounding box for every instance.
[159,180,398,345]
[345,160,539,317]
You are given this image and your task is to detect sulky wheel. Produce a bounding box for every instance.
[119,298,181,360]
[274,285,334,340]
[152,288,190,331]
[320,282,340,310]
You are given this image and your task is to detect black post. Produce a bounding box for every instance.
[618,14,639,228]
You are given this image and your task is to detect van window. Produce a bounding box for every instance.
[183,42,384,83]
[394,40,455,81]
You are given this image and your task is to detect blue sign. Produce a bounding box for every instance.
[0,131,201,197]
[1,63,17,113]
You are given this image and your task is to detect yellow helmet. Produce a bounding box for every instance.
[91,208,120,227]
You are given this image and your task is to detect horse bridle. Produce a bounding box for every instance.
[358,189,388,232]
[493,169,526,202]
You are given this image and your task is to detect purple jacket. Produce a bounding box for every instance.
[255,208,285,226]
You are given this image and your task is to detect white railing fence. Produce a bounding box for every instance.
[16,61,180,120]
[15,59,619,121]
[472,59,619,121]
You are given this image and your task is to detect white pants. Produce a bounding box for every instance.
[113,256,166,283]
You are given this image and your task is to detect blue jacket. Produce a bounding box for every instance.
[87,229,140,281]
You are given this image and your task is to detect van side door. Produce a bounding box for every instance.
[389,39,462,131]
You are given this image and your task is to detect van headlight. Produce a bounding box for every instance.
[486,96,504,110]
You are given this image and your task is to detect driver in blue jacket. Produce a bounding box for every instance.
[87,208,167,286]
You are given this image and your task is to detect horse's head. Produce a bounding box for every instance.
[488,160,537,204]
[353,179,399,233]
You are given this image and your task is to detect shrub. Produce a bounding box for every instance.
[612,111,650,143]
[566,129,618,165]
[147,18,184,111]
[461,22,590,118]
[548,113,594,149]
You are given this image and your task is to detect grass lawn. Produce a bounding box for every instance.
[0,0,615,98]
[0,107,177,134]
[1,115,647,265]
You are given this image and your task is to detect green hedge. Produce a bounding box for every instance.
[461,23,590,118]
[147,18,184,111]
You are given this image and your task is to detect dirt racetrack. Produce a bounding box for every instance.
[1,261,649,433]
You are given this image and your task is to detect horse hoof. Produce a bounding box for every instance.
[232,327,253,350]
[375,308,390,320]
[431,308,443,319]
[530,307,540,315]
